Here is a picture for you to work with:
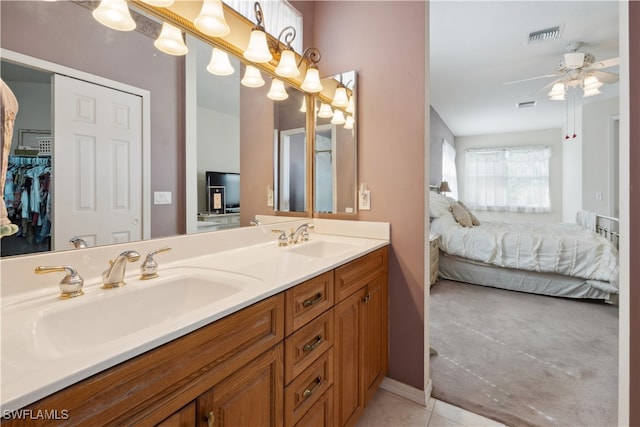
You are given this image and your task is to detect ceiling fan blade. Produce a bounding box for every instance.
[586,56,620,70]
[590,70,619,84]
[504,73,558,85]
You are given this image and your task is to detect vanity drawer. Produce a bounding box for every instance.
[285,271,334,336]
[334,247,388,302]
[284,348,334,427]
[293,386,333,427]
[285,309,334,385]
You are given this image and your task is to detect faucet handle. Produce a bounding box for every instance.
[35,265,84,299]
[140,246,172,280]
[272,229,289,246]
[300,224,314,242]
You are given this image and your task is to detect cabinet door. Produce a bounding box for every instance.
[196,345,283,427]
[362,275,388,404]
[156,402,196,427]
[333,288,366,427]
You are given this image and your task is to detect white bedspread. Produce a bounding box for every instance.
[431,214,619,286]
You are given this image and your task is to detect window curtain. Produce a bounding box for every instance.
[464,146,551,213]
[442,139,459,200]
[225,0,303,52]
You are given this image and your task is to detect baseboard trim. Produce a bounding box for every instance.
[380,377,432,407]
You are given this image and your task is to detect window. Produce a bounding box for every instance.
[225,0,303,52]
[442,139,458,200]
[464,146,551,213]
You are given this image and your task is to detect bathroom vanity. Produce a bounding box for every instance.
[0,219,389,426]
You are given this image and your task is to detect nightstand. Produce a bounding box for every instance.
[429,233,440,286]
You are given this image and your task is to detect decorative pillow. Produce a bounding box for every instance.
[451,203,474,227]
[457,201,481,226]
[429,191,454,218]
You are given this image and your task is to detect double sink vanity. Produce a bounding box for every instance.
[1,218,389,426]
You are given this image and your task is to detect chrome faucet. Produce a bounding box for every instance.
[272,229,289,246]
[69,237,88,249]
[289,223,314,244]
[140,246,172,280]
[102,250,141,289]
[250,219,263,226]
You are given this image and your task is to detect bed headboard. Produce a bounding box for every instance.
[596,214,619,250]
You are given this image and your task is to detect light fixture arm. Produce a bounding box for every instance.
[277,26,296,50]
[298,47,321,68]
[253,1,265,31]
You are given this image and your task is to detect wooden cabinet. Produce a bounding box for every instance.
[6,246,388,427]
[334,247,389,427]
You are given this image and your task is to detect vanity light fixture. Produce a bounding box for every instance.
[299,47,323,93]
[317,103,333,118]
[154,22,188,55]
[243,2,273,63]
[267,79,289,101]
[331,109,346,125]
[274,26,300,78]
[299,96,307,113]
[206,47,235,76]
[241,65,265,87]
[346,94,355,114]
[194,0,230,38]
[92,0,136,31]
[344,115,355,130]
[139,0,175,6]
[331,81,349,108]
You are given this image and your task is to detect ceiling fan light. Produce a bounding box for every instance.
[206,47,234,76]
[275,49,300,78]
[241,65,265,88]
[92,0,136,31]
[548,82,566,98]
[267,79,289,101]
[549,94,565,101]
[194,0,230,37]
[583,87,602,98]
[317,103,333,118]
[154,22,188,56]
[583,75,603,90]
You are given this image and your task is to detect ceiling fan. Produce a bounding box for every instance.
[505,42,619,100]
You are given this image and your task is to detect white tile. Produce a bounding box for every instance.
[432,400,504,427]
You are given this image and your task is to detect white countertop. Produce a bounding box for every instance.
[0,218,389,412]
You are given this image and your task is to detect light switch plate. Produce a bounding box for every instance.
[358,190,371,210]
[267,189,274,207]
[154,191,172,205]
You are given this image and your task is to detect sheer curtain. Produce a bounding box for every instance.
[464,146,551,213]
[225,0,303,52]
[442,139,458,200]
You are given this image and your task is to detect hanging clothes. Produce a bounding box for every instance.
[1,77,20,237]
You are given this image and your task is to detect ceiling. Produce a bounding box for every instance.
[429,1,620,137]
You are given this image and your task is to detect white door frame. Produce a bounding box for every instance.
[1,48,151,241]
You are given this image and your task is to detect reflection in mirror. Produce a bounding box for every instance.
[273,86,308,213]
[314,71,357,215]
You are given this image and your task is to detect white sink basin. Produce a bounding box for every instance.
[3,267,260,360]
[286,240,360,258]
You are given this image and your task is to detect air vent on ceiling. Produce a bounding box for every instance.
[517,101,537,109]
[527,25,563,44]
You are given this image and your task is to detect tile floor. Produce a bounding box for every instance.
[355,389,507,427]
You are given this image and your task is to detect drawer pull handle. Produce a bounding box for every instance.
[302,293,323,307]
[362,292,371,303]
[303,335,323,352]
[206,411,215,427]
[302,376,323,399]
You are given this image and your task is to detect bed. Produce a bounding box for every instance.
[429,192,619,303]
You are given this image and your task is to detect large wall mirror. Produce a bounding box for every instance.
[0,0,356,258]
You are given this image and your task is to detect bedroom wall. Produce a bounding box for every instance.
[581,97,620,218]
[429,106,455,187]
[454,128,564,223]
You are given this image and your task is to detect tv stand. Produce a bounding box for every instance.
[196,212,240,232]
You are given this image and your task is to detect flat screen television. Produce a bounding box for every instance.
[206,171,240,213]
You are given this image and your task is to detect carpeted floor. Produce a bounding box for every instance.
[430,279,618,427]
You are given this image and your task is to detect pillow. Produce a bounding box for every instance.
[429,191,454,218]
[457,201,481,226]
[451,203,474,227]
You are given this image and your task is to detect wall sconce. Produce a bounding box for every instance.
[317,103,333,118]
[194,0,230,37]
[206,47,234,76]
[92,0,136,31]
[267,79,289,101]
[274,26,300,78]
[241,65,265,87]
[331,81,349,108]
[331,109,346,125]
[299,48,323,93]
[154,22,188,55]
[139,0,175,6]
[243,2,273,63]
[344,115,354,130]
